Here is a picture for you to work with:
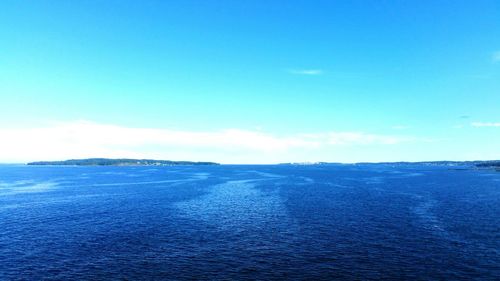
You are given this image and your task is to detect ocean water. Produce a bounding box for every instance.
[0,164,499,280]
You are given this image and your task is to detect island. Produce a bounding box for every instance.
[27,158,219,166]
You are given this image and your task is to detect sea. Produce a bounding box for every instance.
[0,164,499,280]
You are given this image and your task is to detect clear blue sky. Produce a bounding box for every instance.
[0,1,499,163]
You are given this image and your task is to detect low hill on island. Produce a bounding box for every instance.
[27,158,219,166]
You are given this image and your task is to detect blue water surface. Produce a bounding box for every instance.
[0,164,499,280]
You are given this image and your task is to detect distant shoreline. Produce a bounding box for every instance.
[23,159,500,171]
[27,158,219,166]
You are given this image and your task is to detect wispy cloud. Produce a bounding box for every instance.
[288,69,323,75]
[324,132,411,145]
[493,51,500,62]
[0,121,419,164]
[471,122,500,127]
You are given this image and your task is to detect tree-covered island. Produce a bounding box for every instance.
[27,158,219,166]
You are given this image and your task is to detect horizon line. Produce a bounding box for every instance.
[2,158,499,166]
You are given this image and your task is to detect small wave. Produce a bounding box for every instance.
[396,172,424,178]
[245,170,286,178]
[0,182,58,196]
[293,176,315,185]
[125,173,145,177]
[174,178,295,234]
[98,171,127,175]
[0,194,106,210]
[143,168,159,172]
[365,177,384,184]
[90,179,192,187]
[0,204,23,210]
[191,172,211,180]
[88,175,210,187]
[410,197,462,243]
[343,177,384,184]
[0,180,35,189]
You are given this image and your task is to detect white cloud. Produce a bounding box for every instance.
[471,122,500,127]
[325,132,410,145]
[288,69,323,75]
[493,51,500,62]
[0,121,417,164]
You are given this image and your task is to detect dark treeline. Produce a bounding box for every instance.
[476,161,500,168]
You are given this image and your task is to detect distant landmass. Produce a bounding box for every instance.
[27,158,219,166]
[359,160,500,168]
[26,159,500,170]
[475,161,500,170]
[368,160,500,171]
[280,160,500,171]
